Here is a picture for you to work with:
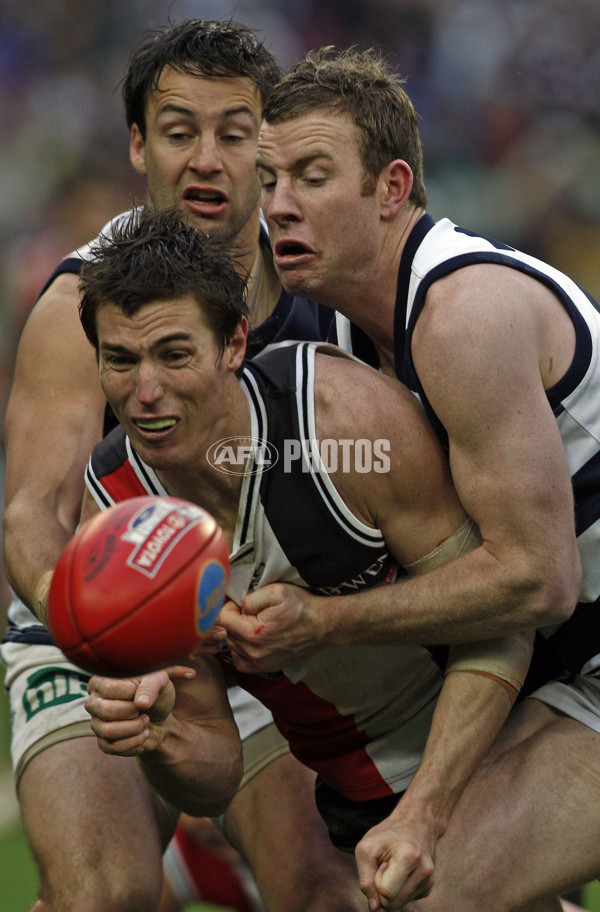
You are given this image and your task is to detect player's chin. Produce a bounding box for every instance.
[132,442,182,473]
[185,211,229,236]
[272,263,315,299]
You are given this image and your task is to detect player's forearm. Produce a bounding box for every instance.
[392,670,513,837]
[3,494,74,624]
[139,715,243,818]
[319,543,577,647]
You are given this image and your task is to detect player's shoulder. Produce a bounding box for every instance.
[29,208,136,324]
[314,342,406,397]
[313,343,424,439]
[30,268,81,319]
[72,208,137,260]
[15,269,92,373]
[89,424,129,477]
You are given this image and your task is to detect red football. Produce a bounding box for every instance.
[47,496,230,676]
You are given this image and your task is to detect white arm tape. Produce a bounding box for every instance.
[445,634,533,692]
[404,518,481,576]
[404,518,532,691]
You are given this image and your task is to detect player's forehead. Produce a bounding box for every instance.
[96,297,215,348]
[147,66,263,125]
[257,110,360,168]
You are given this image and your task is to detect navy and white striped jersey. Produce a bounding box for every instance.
[334,214,600,682]
[86,341,444,801]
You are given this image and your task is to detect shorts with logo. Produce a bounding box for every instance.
[0,641,289,787]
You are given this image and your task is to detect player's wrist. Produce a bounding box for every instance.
[318,594,354,647]
[390,788,446,840]
[397,774,455,838]
[136,716,175,762]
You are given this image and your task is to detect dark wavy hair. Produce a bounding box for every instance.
[79,207,249,355]
[263,46,427,207]
[123,19,283,137]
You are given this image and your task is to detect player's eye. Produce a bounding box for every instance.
[258,173,276,191]
[102,353,136,369]
[163,349,191,365]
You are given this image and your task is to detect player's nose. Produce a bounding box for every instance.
[135,363,165,404]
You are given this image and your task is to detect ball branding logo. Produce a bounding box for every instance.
[121,499,207,578]
[196,560,228,633]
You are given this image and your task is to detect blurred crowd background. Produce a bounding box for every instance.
[0,0,599,616]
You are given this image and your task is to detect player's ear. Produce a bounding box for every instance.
[129,124,147,175]
[380,159,413,220]
[225,317,248,371]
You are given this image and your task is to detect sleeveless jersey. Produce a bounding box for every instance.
[4,214,332,643]
[334,214,600,684]
[85,341,444,801]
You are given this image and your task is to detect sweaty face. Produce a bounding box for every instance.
[96,297,245,475]
[130,69,262,253]
[257,111,382,304]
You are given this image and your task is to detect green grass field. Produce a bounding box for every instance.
[1,664,598,912]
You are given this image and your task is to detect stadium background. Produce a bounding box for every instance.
[0,0,599,908]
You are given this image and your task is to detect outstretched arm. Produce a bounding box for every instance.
[3,273,106,625]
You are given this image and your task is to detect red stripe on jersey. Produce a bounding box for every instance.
[98,462,148,503]
[226,667,394,801]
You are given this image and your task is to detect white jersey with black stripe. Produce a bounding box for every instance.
[334,213,600,682]
[86,341,445,801]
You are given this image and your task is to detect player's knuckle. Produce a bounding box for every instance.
[403,842,423,868]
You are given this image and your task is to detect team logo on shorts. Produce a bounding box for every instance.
[22,667,90,721]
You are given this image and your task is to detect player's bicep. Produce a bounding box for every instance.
[413,285,575,553]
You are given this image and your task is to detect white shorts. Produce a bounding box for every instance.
[1,640,289,786]
[529,657,600,732]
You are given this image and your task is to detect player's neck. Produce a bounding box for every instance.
[248,238,281,327]
[166,467,243,552]
[233,208,262,278]
[335,206,426,364]
[157,383,251,548]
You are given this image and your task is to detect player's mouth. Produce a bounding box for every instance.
[183,186,228,217]
[273,239,314,268]
[132,417,179,438]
